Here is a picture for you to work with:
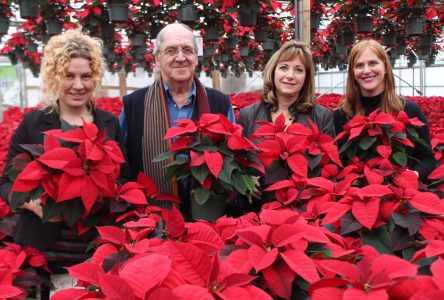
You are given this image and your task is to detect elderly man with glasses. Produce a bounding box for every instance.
[120,22,235,219]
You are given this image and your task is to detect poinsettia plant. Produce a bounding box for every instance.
[250,114,342,208]
[8,120,130,231]
[335,109,427,167]
[154,113,264,206]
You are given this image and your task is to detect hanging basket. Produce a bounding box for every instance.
[239,46,249,57]
[149,24,161,39]
[237,6,259,27]
[191,192,226,222]
[254,28,268,42]
[406,17,425,36]
[224,37,238,49]
[46,20,63,35]
[419,45,432,59]
[204,46,216,57]
[18,0,39,19]
[101,22,115,41]
[356,15,373,33]
[178,4,197,24]
[131,33,146,47]
[395,43,407,56]
[204,26,220,41]
[262,38,274,51]
[108,3,129,23]
[335,44,347,55]
[382,31,397,46]
[420,34,433,46]
[340,31,355,46]
[311,13,321,30]
[0,18,9,35]
[27,42,38,52]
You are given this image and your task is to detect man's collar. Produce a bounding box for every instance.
[162,80,196,104]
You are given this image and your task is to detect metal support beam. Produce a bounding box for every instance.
[295,0,311,44]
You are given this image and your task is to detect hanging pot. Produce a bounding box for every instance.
[237,6,259,27]
[311,13,321,30]
[108,3,129,23]
[262,38,274,51]
[220,54,229,63]
[254,28,267,42]
[149,23,161,39]
[395,43,407,56]
[131,33,146,47]
[340,30,355,46]
[204,46,216,57]
[224,37,238,49]
[46,20,63,35]
[27,42,38,52]
[356,15,373,33]
[178,4,197,24]
[335,44,347,55]
[0,18,9,35]
[204,26,219,41]
[239,46,249,57]
[406,17,425,36]
[420,34,433,46]
[245,56,255,66]
[419,45,432,59]
[135,45,148,55]
[382,31,398,46]
[18,0,39,19]
[101,22,115,41]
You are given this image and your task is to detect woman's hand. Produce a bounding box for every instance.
[20,198,62,222]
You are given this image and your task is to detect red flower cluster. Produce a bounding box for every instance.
[11,120,125,228]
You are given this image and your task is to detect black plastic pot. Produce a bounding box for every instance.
[18,0,39,19]
[0,18,9,35]
[254,28,267,42]
[101,22,115,41]
[178,4,197,23]
[406,18,425,36]
[205,26,220,41]
[108,3,129,23]
[238,6,258,27]
[46,20,63,35]
[356,15,373,33]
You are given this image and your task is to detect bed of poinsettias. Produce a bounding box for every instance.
[1,94,444,299]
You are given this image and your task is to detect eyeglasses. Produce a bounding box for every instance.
[161,46,195,57]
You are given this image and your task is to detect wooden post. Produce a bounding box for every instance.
[211,70,221,90]
[118,70,127,98]
[302,0,311,44]
[295,0,311,44]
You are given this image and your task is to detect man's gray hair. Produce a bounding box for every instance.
[153,23,198,55]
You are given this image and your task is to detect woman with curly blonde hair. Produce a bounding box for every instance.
[0,30,130,298]
[333,39,436,181]
[238,40,335,138]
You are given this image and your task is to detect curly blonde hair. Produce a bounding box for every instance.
[341,39,403,118]
[262,40,316,113]
[40,30,106,111]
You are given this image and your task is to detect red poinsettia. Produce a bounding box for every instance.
[155,113,264,207]
[9,120,125,228]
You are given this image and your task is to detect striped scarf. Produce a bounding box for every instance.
[141,76,210,196]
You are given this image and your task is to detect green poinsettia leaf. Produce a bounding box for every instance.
[7,168,22,182]
[359,136,377,150]
[191,164,210,184]
[164,157,189,181]
[362,226,392,254]
[193,187,210,205]
[42,198,84,227]
[10,191,32,210]
[392,151,407,167]
[407,127,428,147]
[232,171,247,195]
[242,174,255,193]
[152,151,175,163]
[218,157,238,185]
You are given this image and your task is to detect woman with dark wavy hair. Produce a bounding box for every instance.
[333,39,436,181]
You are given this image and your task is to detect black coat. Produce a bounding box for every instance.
[0,107,130,252]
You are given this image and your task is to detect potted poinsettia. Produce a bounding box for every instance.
[9,120,130,232]
[154,113,264,221]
